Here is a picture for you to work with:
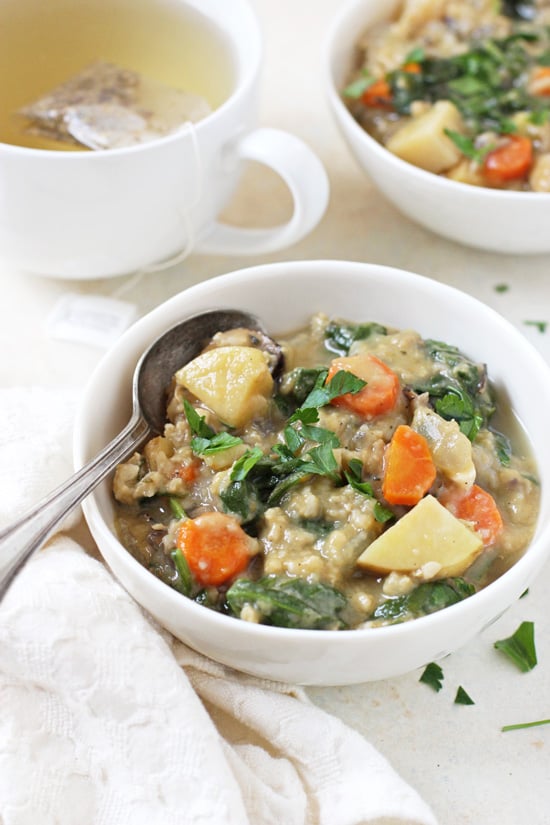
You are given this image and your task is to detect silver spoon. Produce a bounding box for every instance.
[0,308,270,599]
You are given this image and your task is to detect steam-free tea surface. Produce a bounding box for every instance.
[0,0,235,150]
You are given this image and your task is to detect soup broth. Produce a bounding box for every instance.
[0,0,235,150]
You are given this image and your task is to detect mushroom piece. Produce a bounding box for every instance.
[205,327,284,377]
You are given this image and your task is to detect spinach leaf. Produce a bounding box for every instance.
[382,31,550,136]
[412,340,495,440]
[226,575,348,629]
[171,547,193,597]
[298,519,335,537]
[492,431,512,466]
[371,578,476,623]
[279,367,327,408]
[324,320,387,355]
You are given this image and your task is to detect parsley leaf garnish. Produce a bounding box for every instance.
[191,432,243,455]
[494,620,537,672]
[290,369,366,423]
[523,320,548,333]
[454,686,475,705]
[343,72,375,100]
[183,398,243,455]
[444,129,494,163]
[420,662,444,692]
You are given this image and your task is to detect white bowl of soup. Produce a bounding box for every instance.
[75,259,550,685]
[324,0,550,253]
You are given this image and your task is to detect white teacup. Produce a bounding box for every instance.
[0,0,329,279]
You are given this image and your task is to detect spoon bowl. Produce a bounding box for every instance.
[0,308,265,598]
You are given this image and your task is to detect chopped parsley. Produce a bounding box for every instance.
[454,686,475,705]
[502,717,550,732]
[523,320,548,333]
[419,661,444,692]
[494,620,538,672]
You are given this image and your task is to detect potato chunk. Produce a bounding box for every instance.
[357,495,483,577]
[386,101,465,173]
[176,345,273,428]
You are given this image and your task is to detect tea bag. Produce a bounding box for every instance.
[18,61,211,150]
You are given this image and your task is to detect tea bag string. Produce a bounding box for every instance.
[141,120,203,273]
[110,120,203,301]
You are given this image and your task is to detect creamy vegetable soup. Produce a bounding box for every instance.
[344,0,550,191]
[113,313,539,630]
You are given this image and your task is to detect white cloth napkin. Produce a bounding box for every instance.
[0,386,438,825]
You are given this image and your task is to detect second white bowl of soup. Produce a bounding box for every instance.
[75,260,550,685]
[325,0,550,253]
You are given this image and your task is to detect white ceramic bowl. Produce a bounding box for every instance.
[325,0,550,254]
[75,260,550,685]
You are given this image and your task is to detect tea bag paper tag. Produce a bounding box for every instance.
[46,293,137,348]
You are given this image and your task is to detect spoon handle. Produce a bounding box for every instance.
[0,414,150,600]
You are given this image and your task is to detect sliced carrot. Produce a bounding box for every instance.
[442,484,503,546]
[362,78,393,109]
[175,458,201,484]
[176,512,252,586]
[402,62,422,74]
[483,135,533,183]
[327,353,400,419]
[531,66,550,95]
[382,424,436,506]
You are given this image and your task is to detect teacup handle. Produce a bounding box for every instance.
[196,127,330,255]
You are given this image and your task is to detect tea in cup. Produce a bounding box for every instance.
[0,0,329,278]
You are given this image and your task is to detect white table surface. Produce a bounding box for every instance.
[2,1,550,822]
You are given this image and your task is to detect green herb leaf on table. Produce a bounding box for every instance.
[502,718,550,732]
[494,620,537,672]
[523,320,548,333]
[454,686,475,705]
[419,662,444,692]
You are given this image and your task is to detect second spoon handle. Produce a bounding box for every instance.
[0,413,150,600]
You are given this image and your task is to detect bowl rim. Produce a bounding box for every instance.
[76,258,550,645]
[323,0,550,202]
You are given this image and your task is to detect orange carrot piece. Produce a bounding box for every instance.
[177,512,252,586]
[327,353,400,419]
[442,484,503,546]
[175,459,200,484]
[531,65,550,95]
[402,62,422,74]
[382,424,436,506]
[483,135,533,183]
[362,78,393,109]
